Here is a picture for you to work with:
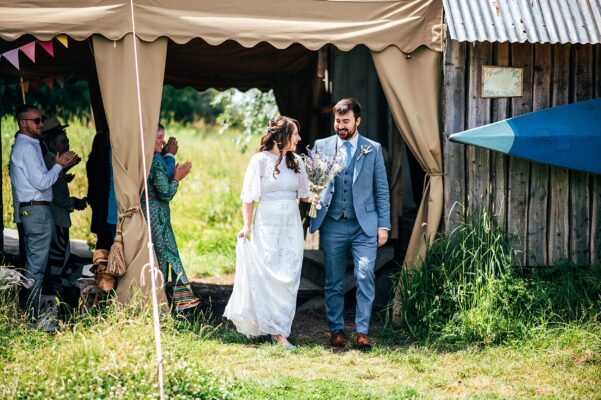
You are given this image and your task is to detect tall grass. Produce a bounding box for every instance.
[395,207,601,347]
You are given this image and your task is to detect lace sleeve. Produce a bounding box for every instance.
[240,153,262,203]
[297,155,311,199]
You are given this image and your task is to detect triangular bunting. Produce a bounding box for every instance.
[56,34,69,48]
[56,75,65,88]
[37,40,54,57]
[20,42,36,63]
[3,49,20,70]
[22,81,30,93]
[30,80,41,89]
[44,76,54,89]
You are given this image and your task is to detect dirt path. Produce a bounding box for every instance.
[190,277,386,346]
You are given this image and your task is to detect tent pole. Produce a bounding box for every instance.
[128,1,165,398]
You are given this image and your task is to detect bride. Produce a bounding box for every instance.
[224,116,313,349]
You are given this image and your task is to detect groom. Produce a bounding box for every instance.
[310,98,391,348]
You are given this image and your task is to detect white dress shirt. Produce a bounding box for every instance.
[337,132,359,160]
[10,133,62,203]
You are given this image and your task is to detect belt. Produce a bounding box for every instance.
[19,201,50,208]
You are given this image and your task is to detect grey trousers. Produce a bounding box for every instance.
[19,205,53,320]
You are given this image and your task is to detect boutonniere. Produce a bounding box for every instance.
[356,144,373,160]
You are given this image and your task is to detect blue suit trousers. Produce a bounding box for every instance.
[320,215,377,334]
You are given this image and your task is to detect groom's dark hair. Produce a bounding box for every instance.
[333,98,362,119]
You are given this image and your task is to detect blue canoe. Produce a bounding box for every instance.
[448,98,601,175]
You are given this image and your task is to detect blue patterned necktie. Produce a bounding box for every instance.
[343,141,352,170]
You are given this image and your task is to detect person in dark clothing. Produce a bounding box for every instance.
[86,130,114,250]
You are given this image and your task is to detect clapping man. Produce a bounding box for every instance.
[10,105,79,330]
[42,118,87,307]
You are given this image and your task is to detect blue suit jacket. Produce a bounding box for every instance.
[309,134,391,237]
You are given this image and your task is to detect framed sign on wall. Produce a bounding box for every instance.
[481,65,523,98]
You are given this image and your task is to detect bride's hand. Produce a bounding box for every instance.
[311,194,321,206]
[237,226,251,240]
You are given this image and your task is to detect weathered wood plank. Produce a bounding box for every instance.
[466,42,492,220]
[590,45,601,265]
[490,42,510,230]
[527,43,552,266]
[548,44,571,264]
[592,174,601,265]
[508,43,533,265]
[442,40,467,231]
[348,46,370,136]
[332,48,349,105]
[0,119,3,254]
[570,44,593,265]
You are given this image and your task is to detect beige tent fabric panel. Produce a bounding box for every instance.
[136,0,443,52]
[92,33,167,303]
[372,46,443,266]
[0,0,443,53]
[0,1,129,41]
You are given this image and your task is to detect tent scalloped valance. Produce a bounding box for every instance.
[0,0,443,53]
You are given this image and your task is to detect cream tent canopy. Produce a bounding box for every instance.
[0,0,443,52]
[0,0,444,301]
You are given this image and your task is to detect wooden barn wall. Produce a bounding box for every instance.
[443,40,601,266]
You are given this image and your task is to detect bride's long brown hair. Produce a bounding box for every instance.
[258,116,301,177]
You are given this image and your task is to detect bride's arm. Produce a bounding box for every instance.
[238,201,254,239]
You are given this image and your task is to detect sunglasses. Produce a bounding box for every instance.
[21,117,44,125]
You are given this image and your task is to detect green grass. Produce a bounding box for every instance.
[2,119,601,398]
[0,292,599,399]
[395,206,601,347]
[1,117,258,277]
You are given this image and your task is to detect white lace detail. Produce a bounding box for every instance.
[225,166,305,337]
[240,152,310,203]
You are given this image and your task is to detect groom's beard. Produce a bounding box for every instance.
[336,127,357,141]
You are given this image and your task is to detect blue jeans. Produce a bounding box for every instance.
[320,216,377,334]
[19,205,53,320]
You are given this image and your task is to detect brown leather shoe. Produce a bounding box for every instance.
[355,333,371,348]
[330,331,347,347]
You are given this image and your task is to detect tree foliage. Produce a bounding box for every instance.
[0,78,91,121]
[212,88,278,152]
[160,86,224,124]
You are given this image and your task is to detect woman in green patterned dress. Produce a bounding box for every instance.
[142,126,200,311]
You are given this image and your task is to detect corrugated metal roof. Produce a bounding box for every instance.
[443,0,601,45]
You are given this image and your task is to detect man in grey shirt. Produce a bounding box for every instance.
[9,104,78,327]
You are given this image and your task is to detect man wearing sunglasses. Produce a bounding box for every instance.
[9,104,79,331]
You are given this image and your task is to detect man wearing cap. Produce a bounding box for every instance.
[42,117,86,306]
[9,104,79,329]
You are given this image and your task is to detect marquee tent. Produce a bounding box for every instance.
[0,0,444,302]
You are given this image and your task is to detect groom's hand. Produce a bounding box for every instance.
[377,229,388,248]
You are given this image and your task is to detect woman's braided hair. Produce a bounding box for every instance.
[258,116,301,177]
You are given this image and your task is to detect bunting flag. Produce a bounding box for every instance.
[56,34,69,48]
[37,40,54,57]
[30,80,41,89]
[56,75,65,88]
[44,76,54,89]
[3,48,20,70]
[1,36,67,71]
[21,81,30,93]
[20,42,36,63]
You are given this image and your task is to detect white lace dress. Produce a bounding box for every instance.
[224,151,310,337]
